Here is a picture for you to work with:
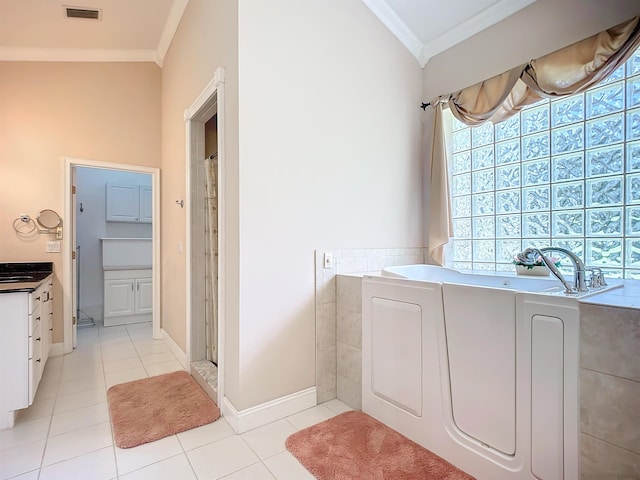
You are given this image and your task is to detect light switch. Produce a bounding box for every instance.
[46,241,61,253]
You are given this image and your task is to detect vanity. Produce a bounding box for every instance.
[0,262,54,430]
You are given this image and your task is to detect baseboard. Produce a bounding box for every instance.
[49,342,65,357]
[222,387,317,434]
[160,328,188,369]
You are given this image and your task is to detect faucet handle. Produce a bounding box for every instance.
[588,268,607,288]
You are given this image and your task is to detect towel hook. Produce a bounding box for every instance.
[175,200,184,208]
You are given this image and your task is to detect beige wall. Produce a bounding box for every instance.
[236,0,423,410]
[0,62,161,343]
[159,0,240,399]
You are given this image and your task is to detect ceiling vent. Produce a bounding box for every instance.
[64,6,101,20]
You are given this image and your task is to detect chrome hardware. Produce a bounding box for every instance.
[516,247,576,294]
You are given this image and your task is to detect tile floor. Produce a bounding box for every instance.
[0,321,352,479]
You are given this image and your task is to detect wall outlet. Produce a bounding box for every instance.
[323,251,334,269]
[46,241,61,253]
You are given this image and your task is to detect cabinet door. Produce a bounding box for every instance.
[106,184,140,222]
[41,283,53,361]
[104,279,136,317]
[136,278,153,314]
[139,186,153,223]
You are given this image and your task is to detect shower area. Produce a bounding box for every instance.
[190,113,220,402]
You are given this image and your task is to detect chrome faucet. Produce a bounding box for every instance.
[516,247,576,294]
[539,246,588,293]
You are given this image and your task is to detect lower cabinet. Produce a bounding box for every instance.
[0,275,53,429]
[104,269,152,326]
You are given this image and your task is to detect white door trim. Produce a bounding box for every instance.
[62,157,161,353]
[185,66,226,406]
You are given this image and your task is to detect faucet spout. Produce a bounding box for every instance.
[517,247,576,294]
[539,246,588,292]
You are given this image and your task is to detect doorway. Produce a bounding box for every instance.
[63,158,161,353]
[185,67,226,406]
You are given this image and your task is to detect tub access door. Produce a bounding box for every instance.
[442,284,517,456]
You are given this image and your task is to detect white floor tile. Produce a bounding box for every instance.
[101,346,139,363]
[39,446,116,480]
[104,367,148,389]
[53,387,107,415]
[132,341,170,356]
[177,417,234,452]
[322,399,352,415]
[144,360,183,377]
[187,436,259,480]
[42,422,113,466]
[16,397,55,423]
[57,375,106,396]
[114,435,183,475]
[263,451,316,480]
[0,439,45,480]
[60,363,104,383]
[221,461,276,480]
[139,351,177,365]
[285,405,336,430]
[4,470,39,480]
[241,419,297,460]
[118,453,197,480]
[49,402,110,436]
[0,417,50,451]
[103,356,144,373]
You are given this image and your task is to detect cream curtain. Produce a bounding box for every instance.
[428,102,453,265]
[427,15,640,265]
[204,155,218,364]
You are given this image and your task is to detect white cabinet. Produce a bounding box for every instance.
[106,184,152,223]
[104,269,152,326]
[0,275,53,429]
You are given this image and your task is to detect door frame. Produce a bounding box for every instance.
[184,67,226,406]
[62,157,161,353]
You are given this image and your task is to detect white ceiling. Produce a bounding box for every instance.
[0,0,188,65]
[0,0,536,67]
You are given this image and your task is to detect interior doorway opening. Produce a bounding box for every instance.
[185,67,226,407]
[63,158,161,353]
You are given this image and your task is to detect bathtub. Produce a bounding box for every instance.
[362,264,583,479]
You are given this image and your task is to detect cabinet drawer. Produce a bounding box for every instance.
[29,307,42,336]
[29,324,42,359]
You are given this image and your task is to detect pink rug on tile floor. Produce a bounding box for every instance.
[107,370,220,448]
[286,410,475,480]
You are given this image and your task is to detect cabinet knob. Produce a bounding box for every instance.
[36,337,41,342]
[36,316,41,321]
[36,358,41,363]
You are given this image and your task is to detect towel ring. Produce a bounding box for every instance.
[13,215,37,235]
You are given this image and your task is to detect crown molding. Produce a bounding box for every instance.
[155,0,189,67]
[419,0,538,67]
[362,0,538,68]
[0,47,157,63]
[361,0,423,60]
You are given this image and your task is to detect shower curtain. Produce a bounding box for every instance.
[204,155,218,364]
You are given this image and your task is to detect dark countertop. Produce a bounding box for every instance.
[0,262,53,294]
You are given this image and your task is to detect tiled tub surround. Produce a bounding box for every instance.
[334,274,640,478]
[314,248,425,403]
[579,303,640,479]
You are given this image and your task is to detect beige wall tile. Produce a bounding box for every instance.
[580,433,640,480]
[316,345,337,404]
[336,275,362,313]
[581,369,640,454]
[337,343,362,384]
[316,302,336,349]
[580,304,640,382]
[337,309,362,349]
[337,374,362,411]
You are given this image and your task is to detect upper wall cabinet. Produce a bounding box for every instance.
[106,184,152,223]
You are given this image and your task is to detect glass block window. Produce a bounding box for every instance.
[448,48,640,279]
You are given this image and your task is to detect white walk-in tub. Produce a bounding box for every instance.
[361,264,612,480]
